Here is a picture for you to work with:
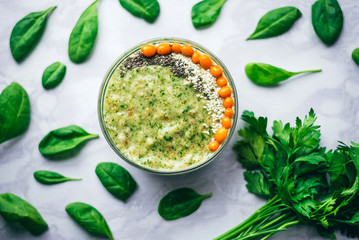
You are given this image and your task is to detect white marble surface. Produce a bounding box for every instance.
[0,0,358,239]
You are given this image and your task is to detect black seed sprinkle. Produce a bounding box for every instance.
[120,51,208,93]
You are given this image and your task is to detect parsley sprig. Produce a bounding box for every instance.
[215,109,359,240]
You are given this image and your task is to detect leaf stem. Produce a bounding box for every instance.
[45,6,57,14]
[202,192,213,199]
[295,69,322,74]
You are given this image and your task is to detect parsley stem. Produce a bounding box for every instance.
[214,195,295,240]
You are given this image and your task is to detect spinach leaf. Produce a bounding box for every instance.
[10,6,56,62]
[158,188,212,220]
[42,62,66,89]
[248,6,302,40]
[66,202,114,240]
[352,48,359,66]
[0,82,31,144]
[95,162,137,202]
[191,0,227,29]
[245,62,322,86]
[34,170,81,184]
[0,193,48,235]
[312,0,343,45]
[68,0,99,63]
[38,125,98,158]
[119,0,160,23]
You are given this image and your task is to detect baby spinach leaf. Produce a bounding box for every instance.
[42,62,66,89]
[95,162,137,202]
[10,6,56,62]
[158,188,212,220]
[38,125,98,158]
[66,202,114,240]
[352,48,359,67]
[312,0,343,45]
[0,193,48,235]
[191,0,227,29]
[68,0,99,63]
[34,170,81,184]
[119,0,160,23]
[245,62,322,86]
[0,82,30,144]
[248,6,302,40]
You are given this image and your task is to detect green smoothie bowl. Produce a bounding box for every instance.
[98,38,238,175]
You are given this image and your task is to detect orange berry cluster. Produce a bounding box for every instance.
[140,43,235,153]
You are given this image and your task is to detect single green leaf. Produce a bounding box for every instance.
[312,0,343,45]
[248,6,302,40]
[293,153,327,176]
[272,120,292,148]
[233,128,265,170]
[0,82,30,144]
[243,171,271,197]
[241,110,268,135]
[68,0,99,63]
[66,202,114,240]
[0,193,48,235]
[95,162,137,202]
[10,6,56,62]
[352,48,359,67]
[191,0,226,29]
[292,109,321,157]
[42,62,66,89]
[38,125,98,158]
[119,0,160,23]
[34,170,81,184]
[245,62,322,86]
[158,188,212,220]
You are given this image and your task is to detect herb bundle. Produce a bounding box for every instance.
[215,110,359,239]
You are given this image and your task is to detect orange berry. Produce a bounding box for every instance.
[216,76,228,87]
[141,45,157,57]
[215,127,228,143]
[223,97,234,108]
[199,55,212,70]
[222,117,232,129]
[218,86,232,98]
[157,43,172,55]
[210,65,223,78]
[224,108,234,118]
[181,45,194,56]
[171,43,181,53]
[208,141,220,152]
[192,51,200,64]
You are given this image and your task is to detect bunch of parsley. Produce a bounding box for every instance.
[214,109,359,240]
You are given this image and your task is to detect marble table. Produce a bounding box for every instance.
[0,0,358,239]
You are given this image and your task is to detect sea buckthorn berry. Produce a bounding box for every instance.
[171,43,181,53]
[224,108,234,118]
[216,76,228,87]
[208,141,220,152]
[210,65,223,78]
[181,45,194,56]
[215,127,228,143]
[218,86,232,98]
[157,43,172,55]
[222,117,232,129]
[141,45,156,57]
[223,97,234,108]
[192,51,200,63]
[199,55,212,70]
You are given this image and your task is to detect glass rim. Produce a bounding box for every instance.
[98,37,239,175]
